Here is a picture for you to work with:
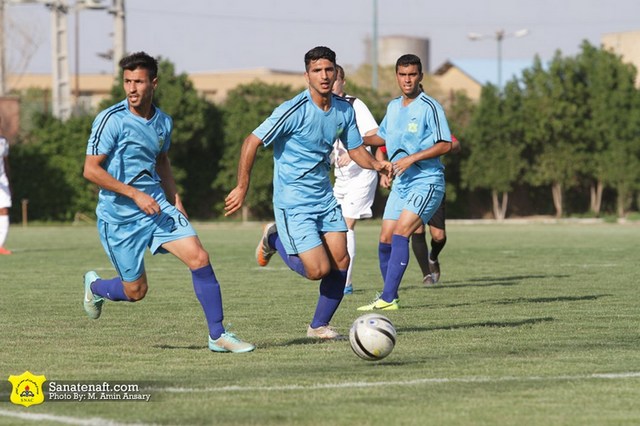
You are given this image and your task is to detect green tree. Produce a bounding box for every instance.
[577,41,640,217]
[213,82,301,220]
[520,54,587,217]
[461,83,525,219]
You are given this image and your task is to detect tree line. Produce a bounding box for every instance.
[8,41,640,223]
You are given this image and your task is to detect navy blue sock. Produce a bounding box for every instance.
[91,277,130,301]
[310,269,346,328]
[378,242,392,281]
[191,264,225,340]
[381,235,410,302]
[272,233,307,277]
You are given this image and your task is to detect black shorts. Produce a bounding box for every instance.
[427,194,446,230]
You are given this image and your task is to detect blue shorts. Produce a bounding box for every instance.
[97,199,197,282]
[274,204,347,255]
[383,184,445,225]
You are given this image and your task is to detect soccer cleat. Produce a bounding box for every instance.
[0,246,12,255]
[343,284,353,295]
[83,271,104,320]
[357,293,399,311]
[423,274,435,286]
[256,222,277,267]
[209,332,255,353]
[307,324,342,339]
[429,258,441,284]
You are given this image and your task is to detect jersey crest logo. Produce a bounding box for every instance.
[407,122,418,133]
[8,371,46,407]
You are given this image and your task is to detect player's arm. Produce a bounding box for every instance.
[156,152,187,217]
[224,133,263,216]
[83,154,161,216]
[392,141,452,177]
[451,136,461,154]
[363,133,386,147]
[347,144,393,178]
[375,146,391,189]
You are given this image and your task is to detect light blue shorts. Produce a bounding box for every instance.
[383,184,445,225]
[274,204,347,255]
[97,199,196,282]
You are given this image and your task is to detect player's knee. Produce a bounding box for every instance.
[188,248,210,270]
[305,264,330,280]
[124,282,148,302]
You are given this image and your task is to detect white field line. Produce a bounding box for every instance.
[0,408,152,426]
[2,372,639,425]
[158,371,640,393]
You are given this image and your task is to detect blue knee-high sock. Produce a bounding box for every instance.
[310,269,347,328]
[91,277,130,301]
[191,264,225,340]
[378,242,392,281]
[381,235,410,302]
[270,233,307,277]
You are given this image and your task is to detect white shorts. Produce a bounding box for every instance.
[333,170,377,219]
[0,183,11,208]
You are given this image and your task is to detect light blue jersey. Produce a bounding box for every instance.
[253,89,363,213]
[378,92,451,194]
[86,99,172,223]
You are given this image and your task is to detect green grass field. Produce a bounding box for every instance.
[1,221,639,425]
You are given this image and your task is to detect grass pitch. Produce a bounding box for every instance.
[1,221,639,425]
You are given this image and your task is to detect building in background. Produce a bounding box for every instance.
[601,30,640,87]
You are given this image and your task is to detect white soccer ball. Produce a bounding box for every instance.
[349,313,397,361]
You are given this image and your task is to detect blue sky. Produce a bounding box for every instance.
[4,0,640,76]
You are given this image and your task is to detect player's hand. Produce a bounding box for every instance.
[392,157,414,177]
[379,173,391,189]
[133,191,161,216]
[224,186,247,217]
[337,153,352,167]
[374,160,393,178]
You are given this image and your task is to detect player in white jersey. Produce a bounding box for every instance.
[0,124,12,255]
[225,46,392,339]
[330,65,379,295]
[82,51,254,353]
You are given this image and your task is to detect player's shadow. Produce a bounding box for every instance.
[416,274,571,290]
[398,316,554,333]
[443,293,610,308]
[152,344,204,350]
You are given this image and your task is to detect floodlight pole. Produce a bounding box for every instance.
[371,0,378,91]
[468,28,529,91]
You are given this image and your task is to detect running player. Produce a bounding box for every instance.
[225,46,392,338]
[82,51,254,353]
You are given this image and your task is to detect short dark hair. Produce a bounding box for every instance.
[304,46,336,71]
[335,64,345,80]
[119,51,158,80]
[395,54,422,74]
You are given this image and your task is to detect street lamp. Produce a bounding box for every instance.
[468,28,529,90]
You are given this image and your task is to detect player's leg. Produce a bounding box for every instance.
[427,200,446,283]
[307,229,349,339]
[83,219,149,319]
[0,206,10,254]
[410,224,432,284]
[343,217,356,294]
[0,185,12,254]
[158,206,254,353]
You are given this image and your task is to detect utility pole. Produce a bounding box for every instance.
[0,0,5,96]
[111,0,124,77]
[49,0,71,120]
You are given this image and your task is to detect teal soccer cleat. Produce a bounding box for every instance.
[83,271,104,319]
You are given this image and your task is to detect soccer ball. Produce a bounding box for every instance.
[349,313,397,361]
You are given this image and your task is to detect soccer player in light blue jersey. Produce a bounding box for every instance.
[225,46,393,339]
[358,54,454,311]
[82,51,254,353]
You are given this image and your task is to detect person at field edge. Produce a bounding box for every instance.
[82,51,254,353]
[224,46,393,339]
[0,118,12,255]
[358,53,453,311]
[377,134,461,285]
[330,64,380,296]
